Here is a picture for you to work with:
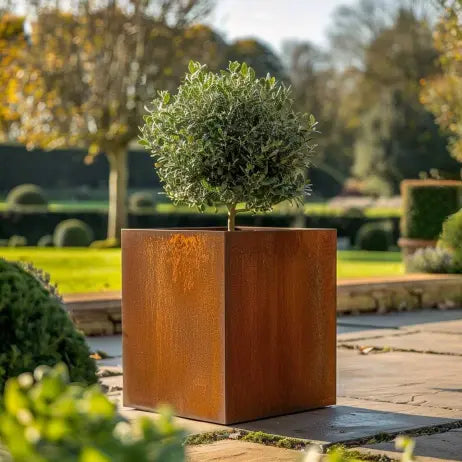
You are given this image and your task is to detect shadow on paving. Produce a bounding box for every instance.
[337,309,462,334]
[235,405,461,449]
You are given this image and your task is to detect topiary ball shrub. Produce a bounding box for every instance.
[0,259,97,392]
[140,61,317,231]
[53,219,94,247]
[6,184,48,208]
[37,234,53,247]
[356,221,393,251]
[7,235,27,247]
[129,191,155,211]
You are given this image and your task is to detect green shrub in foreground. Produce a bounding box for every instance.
[439,208,462,271]
[6,184,48,208]
[53,219,94,247]
[0,259,97,392]
[0,364,186,462]
[355,221,393,251]
[408,247,453,274]
[140,61,317,230]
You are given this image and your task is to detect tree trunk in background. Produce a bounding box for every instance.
[107,147,128,242]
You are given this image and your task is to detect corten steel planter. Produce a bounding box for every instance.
[122,227,337,424]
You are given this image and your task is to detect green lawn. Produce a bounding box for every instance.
[0,248,404,294]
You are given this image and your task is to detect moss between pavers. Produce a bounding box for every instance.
[184,420,462,461]
[185,430,391,461]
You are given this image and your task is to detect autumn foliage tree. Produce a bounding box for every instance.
[421,0,462,165]
[0,14,26,143]
[12,0,213,241]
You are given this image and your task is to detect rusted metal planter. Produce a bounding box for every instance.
[122,227,336,424]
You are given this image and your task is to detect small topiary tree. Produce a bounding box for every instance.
[140,61,317,231]
[355,221,393,251]
[129,191,155,211]
[6,184,48,208]
[53,219,94,247]
[0,259,97,392]
[37,234,53,247]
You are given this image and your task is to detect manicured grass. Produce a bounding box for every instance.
[0,248,403,294]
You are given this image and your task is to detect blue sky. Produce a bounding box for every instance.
[208,0,356,53]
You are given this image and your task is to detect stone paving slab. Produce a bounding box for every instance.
[235,406,456,447]
[337,328,405,342]
[187,440,301,461]
[340,331,462,355]
[410,319,462,334]
[338,309,462,330]
[357,427,462,461]
[338,349,462,410]
[87,335,122,357]
[337,397,462,419]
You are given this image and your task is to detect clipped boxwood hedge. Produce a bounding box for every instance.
[401,180,462,240]
[0,259,97,392]
[0,209,401,246]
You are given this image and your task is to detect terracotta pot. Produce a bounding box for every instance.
[122,227,337,424]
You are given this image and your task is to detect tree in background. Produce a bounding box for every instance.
[11,0,213,241]
[0,14,26,143]
[226,39,285,80]
[351,9,458,195]
[283,40,354,197]
[421,0,462,165]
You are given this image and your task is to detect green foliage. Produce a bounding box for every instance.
[352,10,457,195]
[6,184,48,208]
[401,181,462,239]
[408,247,453,274]
[53,219,94,247]
[0,363,186,462]
[0,259,97,392]
[37,235,53,247]
[129,192,155,211]
[356,221,393,251]
[440,208,462,271]
[8,235,27,247]
[140,61,317,225]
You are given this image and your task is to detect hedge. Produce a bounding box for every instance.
[0,209,400,246]
[401,179,462,240]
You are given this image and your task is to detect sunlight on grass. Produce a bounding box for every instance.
[0,248,403,294]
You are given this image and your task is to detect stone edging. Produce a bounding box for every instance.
[65,275,462,335]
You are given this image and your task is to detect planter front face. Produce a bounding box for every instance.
[122,228,336,424]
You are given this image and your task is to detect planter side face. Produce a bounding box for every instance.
[122,230,226,422]
[225,229,337,422]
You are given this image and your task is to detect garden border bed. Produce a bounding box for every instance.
[65,274,462,335]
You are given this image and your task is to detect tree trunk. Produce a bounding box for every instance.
[227,204,236,231]
[107,147,128,242]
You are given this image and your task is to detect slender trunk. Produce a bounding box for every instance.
[227,204,236,232]
[107,147,128,242]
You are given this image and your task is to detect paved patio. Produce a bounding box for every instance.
[89,308,462,461]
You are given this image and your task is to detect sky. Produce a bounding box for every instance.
[208,0,356,53]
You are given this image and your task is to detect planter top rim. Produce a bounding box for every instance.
[122,227,337,233]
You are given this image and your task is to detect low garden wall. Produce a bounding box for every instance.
[65,275,462,335]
